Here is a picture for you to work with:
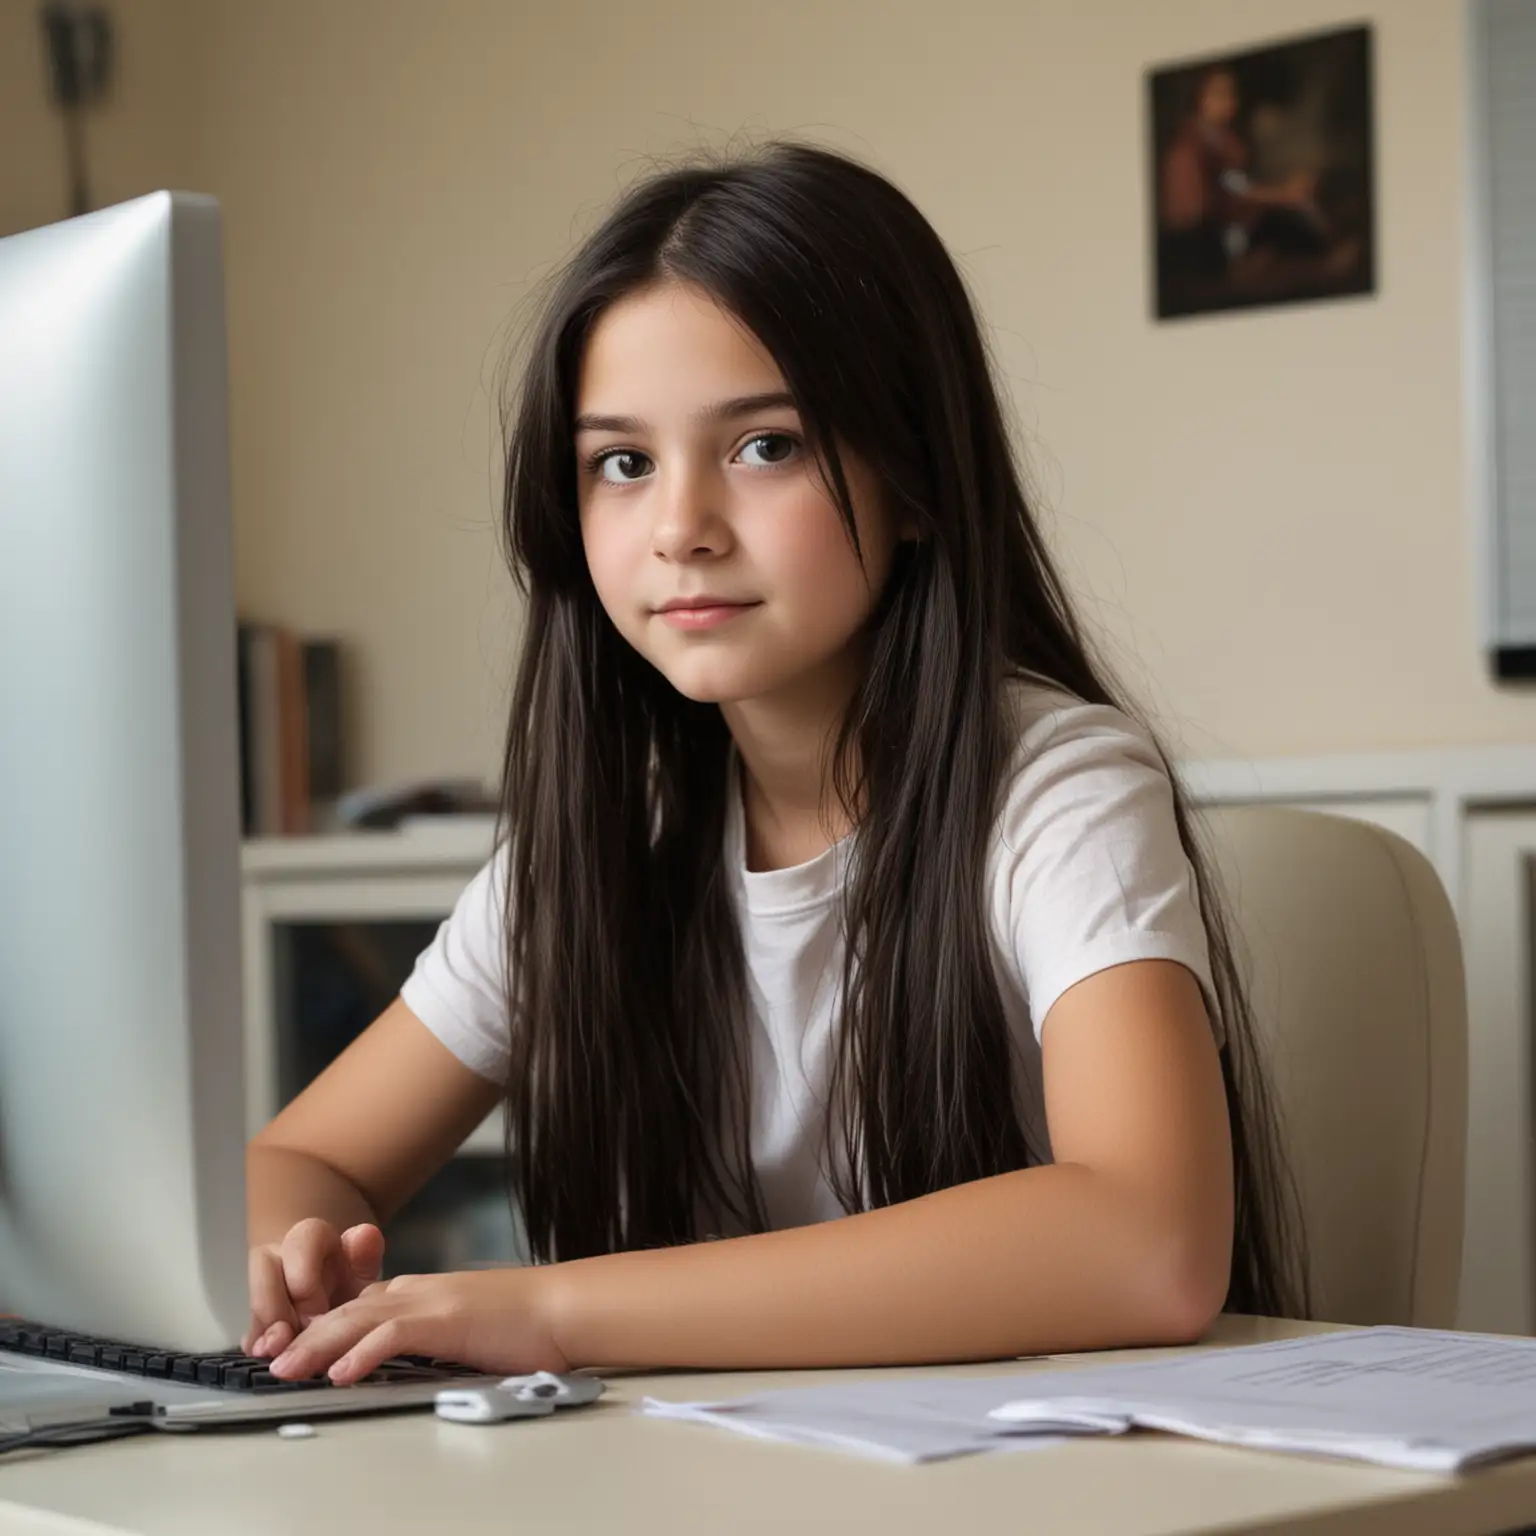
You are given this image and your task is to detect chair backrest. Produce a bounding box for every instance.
[1198,805,1468,1328]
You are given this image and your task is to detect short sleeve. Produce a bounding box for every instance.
[398,847,513,1084]
[990,689,1217,1045]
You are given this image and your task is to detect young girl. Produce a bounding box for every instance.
[244,142,1305,1387]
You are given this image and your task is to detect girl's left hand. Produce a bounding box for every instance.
[267,1268,570,1386]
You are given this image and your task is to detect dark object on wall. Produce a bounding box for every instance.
[1148,25,1375,321]
[40,4,114,217]
[1493,649,1536,682]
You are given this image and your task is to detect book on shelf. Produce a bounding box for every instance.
[236,621,342,836]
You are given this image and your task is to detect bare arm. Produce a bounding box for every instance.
[247,996,504,1243]
[1160,139,1210,229]
[271,959,1237,1381]
[245,1145,380,1250]
[547,959,1232,1365]
[243,998,503,1353]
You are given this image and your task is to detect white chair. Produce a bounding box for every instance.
[1201,806,1468,1328]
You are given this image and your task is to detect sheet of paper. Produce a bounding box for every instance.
[642,1328,1536,1471]
[989,1326,1536,1472]
[641,1373,1084,1463]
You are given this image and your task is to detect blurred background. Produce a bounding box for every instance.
[0,0,1505,793]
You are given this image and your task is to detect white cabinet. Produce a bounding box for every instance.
[241,820,517,1272]
[1458,812,1536,1335]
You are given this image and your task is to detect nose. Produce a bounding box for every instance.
[650,460,730,563]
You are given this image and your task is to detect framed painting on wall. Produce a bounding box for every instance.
[1148,25,1375,320]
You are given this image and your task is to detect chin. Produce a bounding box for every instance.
[648,656,780,706]
[658,673,753,705]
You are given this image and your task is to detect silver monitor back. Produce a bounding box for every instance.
[0,192,248,1351]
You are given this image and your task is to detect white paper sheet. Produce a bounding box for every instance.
[640,1373,1080,1463]
[641,1327,1536,1471]
[989,1326,1536,1472]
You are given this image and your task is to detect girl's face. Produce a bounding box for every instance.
[575,282,903,711]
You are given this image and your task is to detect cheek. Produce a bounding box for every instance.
[580,508,639,621]
[759,497,889,615]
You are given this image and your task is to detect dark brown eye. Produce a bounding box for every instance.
[595,450,651,483]
[738,433,799,468]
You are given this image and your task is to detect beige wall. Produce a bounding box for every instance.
[0,0,200,238]
[8,0,1518,785]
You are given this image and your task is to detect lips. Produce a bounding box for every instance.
[654,598,760,631]
[655,596,756,613]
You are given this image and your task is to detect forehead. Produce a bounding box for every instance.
[576,283,786,412]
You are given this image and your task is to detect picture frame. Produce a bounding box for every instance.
[1148,25,1376,320]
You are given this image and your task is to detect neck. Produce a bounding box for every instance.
[719,647,867,872]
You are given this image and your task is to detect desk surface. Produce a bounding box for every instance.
[3,1317,1536,1536]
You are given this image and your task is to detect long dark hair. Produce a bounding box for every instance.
[496,141,1308,1317]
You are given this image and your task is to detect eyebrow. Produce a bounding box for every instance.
[572,391,798,435]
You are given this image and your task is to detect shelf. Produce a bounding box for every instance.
[242,817,497,878]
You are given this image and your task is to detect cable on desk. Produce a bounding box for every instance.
[0,1404,162,1457]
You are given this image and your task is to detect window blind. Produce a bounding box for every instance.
[1484,0,1536,671]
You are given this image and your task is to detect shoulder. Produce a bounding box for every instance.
[993,673,1177,856]
[987,675,1212,1041]
[398,843,514,1085]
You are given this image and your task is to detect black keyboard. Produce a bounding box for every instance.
[0,1320,483,1393]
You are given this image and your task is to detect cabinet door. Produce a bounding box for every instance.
[1460,811,1536,1335]
[243,870,522,1272]
[242,873,499,1145]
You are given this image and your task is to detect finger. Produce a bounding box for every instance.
[339,1223,386,1293]
[269,1296,385,1381]
[281,1219,343,1323]
[328,1317,434,1386]
[246,1246,300,1354]
[256,1320,295,1359]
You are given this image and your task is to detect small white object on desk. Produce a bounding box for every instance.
[435,1372,604,1425]
[276,1423,316,1440]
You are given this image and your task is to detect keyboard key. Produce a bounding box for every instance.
[249,1369,319,1393]
[207,1354,259,1383]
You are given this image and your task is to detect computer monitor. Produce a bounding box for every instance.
[0,192,249,1351]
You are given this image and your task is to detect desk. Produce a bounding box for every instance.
[3,1318,1536,1536]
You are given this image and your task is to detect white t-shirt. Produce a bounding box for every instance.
[399,679,1215,1232]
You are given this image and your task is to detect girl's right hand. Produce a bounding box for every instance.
[243,1219,386,1358]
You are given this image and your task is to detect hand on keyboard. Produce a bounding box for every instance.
[267,1267,569,1387]
[244,1219,386,1359]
